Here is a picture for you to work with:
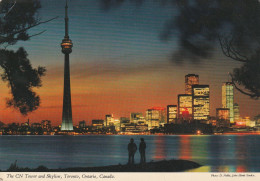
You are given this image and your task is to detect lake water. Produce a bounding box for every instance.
[0,135,260,172]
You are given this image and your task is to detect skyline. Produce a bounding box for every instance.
[0,0,259,125]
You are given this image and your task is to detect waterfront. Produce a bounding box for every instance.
[0,135,260,172]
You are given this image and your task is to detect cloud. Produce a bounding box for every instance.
[46,58,174,82]
[40,104,90,109]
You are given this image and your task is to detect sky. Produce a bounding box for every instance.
[0,0,259,125]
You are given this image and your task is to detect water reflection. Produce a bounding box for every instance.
[246,136,260,172]
[1,135,260,171]
[179,135,191,160]
[190,136,209,165]
[153,136,166,160]
[188,135,250,172]
[236,136,247,172]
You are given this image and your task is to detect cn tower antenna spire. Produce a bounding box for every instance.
[65,0,69,38]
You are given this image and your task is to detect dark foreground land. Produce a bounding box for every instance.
[4,159,201,172]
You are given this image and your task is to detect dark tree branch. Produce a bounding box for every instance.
[0,16,58,44]
[230,73,259,99]
[27,30,47,39]
[1,30,47,48]
[218,35,248,63]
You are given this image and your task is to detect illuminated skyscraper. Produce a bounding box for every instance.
[234,103,240,122]
[185,74,199,94]
[105,114,114,127]
[92,120,104,129]
[130,113,146,124]
[167,105,177,124]
[178,94,193,121]
[61,0,73,131]
[146,107,166,129]
[222,82,234,123]
[216,108,230,127]
[192,85,210,120]
[216,108,230,120]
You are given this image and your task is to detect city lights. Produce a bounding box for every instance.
[1,73,259,136]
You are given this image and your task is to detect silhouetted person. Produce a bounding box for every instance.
[128,138,137,164]
[139,138,146,164]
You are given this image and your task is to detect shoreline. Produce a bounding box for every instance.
[1,132,260,136]
[3,159,201,172]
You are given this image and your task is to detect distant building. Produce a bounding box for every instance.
[216,108,230,128]
[146,107,166,129]
[192,85,210,121]
[254,115,260,126]
[216,108,229,120]
[105,114,114,127]
[243,117,255,127]
[234,103,240,122]
[123,123,148,133]
[208,116,217,126]
[79,120,86,128]
[120,117,130,124]
[222,82,234,123]
[113,119,121,131]
[130,113,144,124]
[31,123,41,128]
[178,94,193,122]
[235,118,246,128]
[21,121,29,127]
[185,74,199,94]
[167,105,177,124]
[92,120,104,129]
[120,117,130,131]
[41,120,51,131]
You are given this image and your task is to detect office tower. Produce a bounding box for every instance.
[216,108,230,120]
[234,103,240,122]
[192,85,210,120]
[92,120,104,129]
[185,74,199,94]
[105,114,114,127]
[216,108,230,127]
[167,105,177,124]
[61,0,73,131]
[120,117,130,124]
[146,107,166,129]
[120,117,130,131]
[130,113,144,124]
[222,82,234,123]
[178,94,193,121]
[113,119,121,131]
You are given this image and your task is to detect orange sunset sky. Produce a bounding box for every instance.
[0,0,259,126]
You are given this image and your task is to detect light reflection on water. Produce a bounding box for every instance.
[0,135,260,172]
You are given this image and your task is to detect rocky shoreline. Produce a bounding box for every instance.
[4,159,201,172]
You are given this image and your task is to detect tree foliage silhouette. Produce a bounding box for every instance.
[100,0,260,99]
[0,0,56,115]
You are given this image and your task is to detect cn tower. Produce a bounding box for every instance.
[61,0,73,131]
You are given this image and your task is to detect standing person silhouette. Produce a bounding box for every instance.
[128,138,137,164]
[139,138,146,164]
